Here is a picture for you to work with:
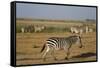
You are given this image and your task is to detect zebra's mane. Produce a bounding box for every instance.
[67,35,79,38]
[48,35,79,39]
[66,35,80,43]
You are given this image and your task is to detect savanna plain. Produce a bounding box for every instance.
[16,19,97,65]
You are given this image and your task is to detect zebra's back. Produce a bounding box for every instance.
[46,36,79,50]
[46,37,69,50]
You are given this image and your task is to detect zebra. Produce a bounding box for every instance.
[70,26,83,35]
[40,35,83,61]
[89,28,93,32]
[34,25,46,32]
[21,27,25,33]
[85,26,89,33]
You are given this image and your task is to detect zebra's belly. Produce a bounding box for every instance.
[55,47,64,50]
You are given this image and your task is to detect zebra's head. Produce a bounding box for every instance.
[68,35,83,48]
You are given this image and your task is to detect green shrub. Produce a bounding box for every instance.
[42,27,70,33]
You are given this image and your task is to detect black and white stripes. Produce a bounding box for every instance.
[40,35,83,61]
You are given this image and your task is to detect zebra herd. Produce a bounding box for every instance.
[20,24,94,61]
[20,25,94,34]
[70,26,94,35]
[20,25,46,33]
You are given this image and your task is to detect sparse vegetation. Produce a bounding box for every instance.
[32,44,39,48]
[16,19,96,33]
[16,19,96,65]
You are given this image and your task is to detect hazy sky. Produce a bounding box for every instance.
[16,3,96,20]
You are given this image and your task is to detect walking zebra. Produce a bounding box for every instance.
[40,35,83,61]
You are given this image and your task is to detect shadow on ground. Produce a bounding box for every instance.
[17,52,96,61]
[71,52,96,59]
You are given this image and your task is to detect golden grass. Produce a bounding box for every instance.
[16,19,96,65]
[16,32,97,65]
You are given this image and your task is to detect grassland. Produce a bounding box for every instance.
[16,19,97,65]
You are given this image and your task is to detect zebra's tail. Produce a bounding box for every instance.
[40,44,46,53]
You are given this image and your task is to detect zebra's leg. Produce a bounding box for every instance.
[51,48,57,60]
[42,45,50,61]
[64,45,71,60]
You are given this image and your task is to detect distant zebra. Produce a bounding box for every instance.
[34,25,45,32]
[40,35,83,61]
[21,27,25,33]
[89,28,93,32]
[85,26,89,33]
[70,26,83,35]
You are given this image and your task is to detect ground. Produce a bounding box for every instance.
[16,32,97,65]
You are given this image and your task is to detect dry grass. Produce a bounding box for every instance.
[16,20,97,65]
[16,32,97,65]
[16,20,83,27]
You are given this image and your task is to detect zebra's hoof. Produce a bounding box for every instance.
[65,57,69,60]
[54,58,57,61]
